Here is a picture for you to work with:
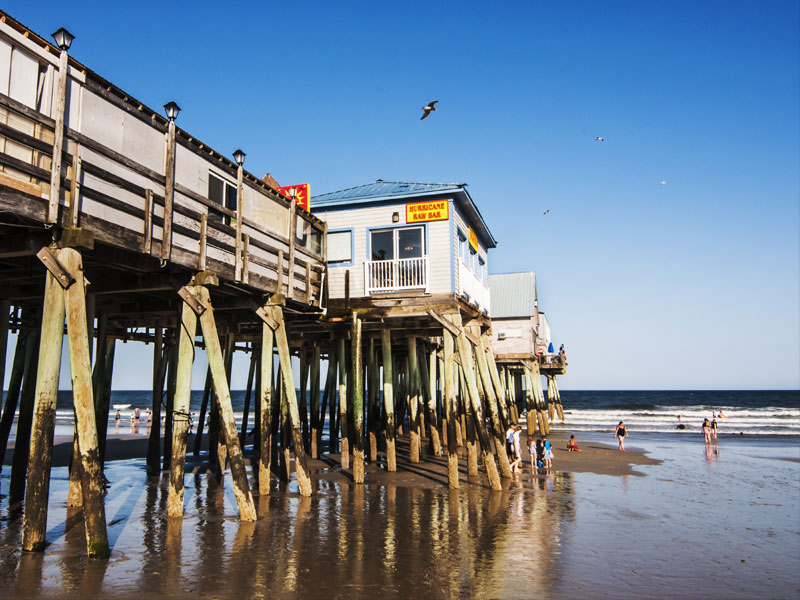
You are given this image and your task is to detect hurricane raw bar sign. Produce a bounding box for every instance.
[405,200,449,223]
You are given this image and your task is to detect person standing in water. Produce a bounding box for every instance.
[614,421,627,451]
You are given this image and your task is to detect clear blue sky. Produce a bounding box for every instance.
[4,0,799,390]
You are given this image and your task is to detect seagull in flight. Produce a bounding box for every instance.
[543,209,550,215]
[595,136,604,142]
[420,100,439,120]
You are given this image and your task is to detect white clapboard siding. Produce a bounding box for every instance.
[318,200,453,299]
[491,317,536,356]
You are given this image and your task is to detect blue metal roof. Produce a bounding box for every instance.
[311,180,497,248]
[312,180,465,205]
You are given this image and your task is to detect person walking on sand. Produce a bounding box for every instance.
[510,425,523,473]
[711,417,718,440]
[115,409,121,432]
[614,421,627,451]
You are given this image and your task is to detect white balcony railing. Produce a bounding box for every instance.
[365,256,429,294]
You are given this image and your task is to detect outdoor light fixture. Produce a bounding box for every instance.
[290,187,297,199]
[233,149,246,166]
[51,27,74,51]
[163,101,181,121]
[392,212,400,223]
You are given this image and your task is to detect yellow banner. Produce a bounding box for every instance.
[406,199,449,223]
[468,226,478,251]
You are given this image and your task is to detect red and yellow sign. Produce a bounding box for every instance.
[405,199,449,223]
[468,226,479,251]
[278,184,310,212]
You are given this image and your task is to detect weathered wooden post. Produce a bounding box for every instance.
[450,315,501,491]
[298,346,310,452]
[417,343,441,456]
[162,339,178,471]
[239,347,257,447]
[22,266,66,551]
[442,328,459,488]
[46,29,71,224]
[351,313,365,483]
[0,331,29,473]
[553,376,565,420]
[407,338,421,463]
[522,366,537,439]
[309,343,321,458]
[147,328,165,474]
[483,337,511,430]
[167,289,198,518]
[460,368,479,480]
[61,248,109,558]
[9,323,39,506]
[473,337,512,478]
[381,329,397,472]
[367,338,379,462]
[0,300,9,403]
[266,303,313,496]
[192,366,211,457]
[257,311,275,496]
[337,336,349,469]
[530,362,550,435]
[192,285,257,519]
[328,350,338,453]
[160,102,178,262]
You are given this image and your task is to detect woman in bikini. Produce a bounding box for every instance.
[614,421,627,451]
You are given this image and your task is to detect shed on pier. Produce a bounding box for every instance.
[311,180,495,313]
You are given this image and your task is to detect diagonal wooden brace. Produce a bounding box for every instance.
[177,285,206,315]
[35,247,75,289]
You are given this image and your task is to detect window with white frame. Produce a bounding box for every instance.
[478,255,487,284]
[327,230,353,264]
[458,230,470,269]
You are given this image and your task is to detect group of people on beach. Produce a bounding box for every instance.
[505,424,554,473]
[114,407,152,433]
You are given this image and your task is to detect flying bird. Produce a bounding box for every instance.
[595,136,604,142]
[659,180,666,185]
[543,209,550,215]
[420,100,439,120]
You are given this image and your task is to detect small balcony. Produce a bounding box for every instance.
[365,256,429,294]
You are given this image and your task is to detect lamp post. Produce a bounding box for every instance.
[233,149,245,281]
[47,27,74,224]
[160,102,180,262]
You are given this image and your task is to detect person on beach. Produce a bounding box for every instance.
[134,407,141,422]
[510,425,523,473]
[543,436,553,470]
[534,437,545,471]
[146,407,152,424]
[711,417,718,440]
[567,435,580,451]
[614,421,627,451]
[189,412,195,433]
[115,409,121,432]
[506,424,516,458]
[702,418,711,444]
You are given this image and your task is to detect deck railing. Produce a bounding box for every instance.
[365,256,429,294]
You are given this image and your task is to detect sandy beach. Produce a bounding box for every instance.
[1,426,798,599]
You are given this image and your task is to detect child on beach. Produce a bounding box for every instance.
[711,417,718,439]
[567,435,580,451]
[534,437,544,471]
[543,436,553,470]
[614,421,627,451]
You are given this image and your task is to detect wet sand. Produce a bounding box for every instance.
[1,430,797,599]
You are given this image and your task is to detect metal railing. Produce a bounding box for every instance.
[365,256,429,294]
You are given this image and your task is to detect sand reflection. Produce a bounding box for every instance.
[0,466,577,598]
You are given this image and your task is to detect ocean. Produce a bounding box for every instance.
[25,388,800,440]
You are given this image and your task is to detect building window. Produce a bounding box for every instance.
[458,229,470,269]
[208,172,237,226]
[328,230,352,264]
[371,226,424,261]
[478,255,487,284]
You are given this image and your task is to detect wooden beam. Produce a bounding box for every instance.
[192,285,256,520]
[160,120,176,261]
[21,268,65,551]
[258,317,274,496]
[381,328,396,472]
[46,47,68,224]
[337,336,349,470]
[61,248,109,558]
[267,304,312,496]
[143,189,153,254]
[166,294,198,517]
[442,326,458,488]
[351,313,364,483]
[286,199,296,298]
